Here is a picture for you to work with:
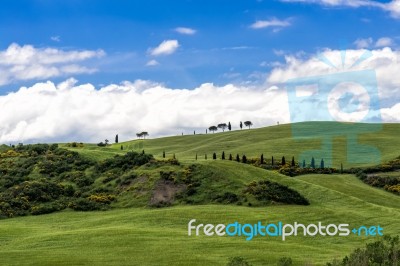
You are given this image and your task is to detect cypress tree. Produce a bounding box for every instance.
[213,153,217,160]
[260,154,264,164]
[229,154,232,160]
[142,149,145,155]
[173,153,176,159]
[163,150,165,158]
[272,156,274,167]
[311,157,315,168]
[205,154,207,160]
[302,159,306,168]
[282,156,286,166]
[120,145,123,150]
[222,151,225,160]
[236,154,240,162]
[341,163,343,174]
[242,155,247,163]
[320,159,325,169]
[195,153,198,160]
[115,134,119,144]
[228,122,232,131]
[291,156,295,167]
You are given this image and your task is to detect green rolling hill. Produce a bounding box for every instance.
[0,122,399,265]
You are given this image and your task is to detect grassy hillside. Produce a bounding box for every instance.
[1,122,399,265]
[64,122,400,168]
[0,162,399,265]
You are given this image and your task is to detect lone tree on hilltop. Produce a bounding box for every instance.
[240,121,243,130]
[209,126,218,133]
[217,123,228,132]
[136,133,142,139]
[228,122,232,131]
[244,121,253,129]
[115,134,119,144]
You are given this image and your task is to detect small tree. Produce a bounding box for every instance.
[341,163,343,174]
[115,134,119,144]
[311,157,315,168]
[173,153,176,159]
[120,145,123,150]
[209,126,218,133]
[282,156,286,166]
[229,154,233,160]
[205,154,207,160]
[260,154,264,164]
[222,151,225,160]
[320,159,325,169]
[141,132,149,139]
[244,121,253,129]
[195,153,198,160]
[302,159,306,168]
[105,139,109,146]
[213,152,217,160]
[291,156,295,167]
[228,122,232,131]
[163,150,165,158]
[142,149,145,155]
[236,154,240,162]
[242,155,247,163]
[240,121,243,130]
[218,123,228,132]
[136,133,142,139]
[271,156,274,167]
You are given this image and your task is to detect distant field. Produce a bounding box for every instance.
[63,122,400,168]
[0,161,399,265]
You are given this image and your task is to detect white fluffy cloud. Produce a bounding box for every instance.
[354,37,395,49]
[267,47,400,100]
[0,79,290,143]
[174,27,196,35]
[149,40,179,56]
[146,59,160,66]
[375,37,394,47]
[280,0,400,18]
[0,43,105,86]
[250,18,291,29]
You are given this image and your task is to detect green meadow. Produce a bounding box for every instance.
[1,122,399,265]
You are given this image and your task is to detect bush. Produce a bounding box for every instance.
[244,180,309,205]
[227,257,252,266]
[277,257,292,266]
[326,235,400,266]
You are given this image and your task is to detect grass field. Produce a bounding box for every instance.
[1,122,399,265]
[63,122,400,169]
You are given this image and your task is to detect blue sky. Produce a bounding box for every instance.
[0,0,399,143]
[0,0,399,89]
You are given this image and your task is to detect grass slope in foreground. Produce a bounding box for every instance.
[0,161,399,265]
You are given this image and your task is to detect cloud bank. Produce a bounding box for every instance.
[0,47,399,144]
